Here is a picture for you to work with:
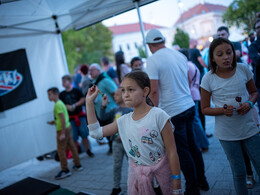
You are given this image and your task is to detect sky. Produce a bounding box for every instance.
[102,0,233,28]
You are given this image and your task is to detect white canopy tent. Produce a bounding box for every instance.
[0,0,157,171]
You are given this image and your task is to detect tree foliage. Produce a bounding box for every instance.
[172,28,189,49]
[62,22,113,73]
[222,0,260,33]
[137,45,147,58]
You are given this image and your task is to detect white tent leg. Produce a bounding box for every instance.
[135,1,149,57]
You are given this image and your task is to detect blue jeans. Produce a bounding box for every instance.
[171,106,207,195]
[257,87,260,112]
[70,116,89,142]
[193,101,209,149]
[220,133,260,195]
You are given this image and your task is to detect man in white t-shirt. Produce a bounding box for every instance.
[145,29,209,195]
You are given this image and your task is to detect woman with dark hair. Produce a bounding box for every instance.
[201,37,260,195]
[79,64,91,96]
[115,51,131,83]
[130,56,143,71]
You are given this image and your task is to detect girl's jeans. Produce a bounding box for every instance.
[220,133,260,195]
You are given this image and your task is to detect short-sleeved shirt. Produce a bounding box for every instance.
[249,39,260,87]
[201,47,209,66]
[59,88,84,116]
[117,107,173,166]
[100,106,133,122]
[93,75,118,118]
[188,61,201,101]
[54,100,70,131]
[232,41,242,63]
[189,48,204,76]
[120,64,131,81]
[200,63,259,141]
[145,48,194,117]
[107,66,118,79]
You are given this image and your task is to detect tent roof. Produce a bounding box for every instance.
[0,0,157,38]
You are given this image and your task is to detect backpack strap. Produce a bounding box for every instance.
[191,69,197,86]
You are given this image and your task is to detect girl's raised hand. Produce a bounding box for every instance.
[86,85,99,104]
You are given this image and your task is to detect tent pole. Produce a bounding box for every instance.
[134,1,149,58]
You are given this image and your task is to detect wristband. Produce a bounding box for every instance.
[172,189,182,194]
[72,104,76,110]
[171,175,181,179]
[245,101,254,108]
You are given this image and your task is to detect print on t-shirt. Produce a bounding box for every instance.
[129,139,141,158]
[149,147,162,162]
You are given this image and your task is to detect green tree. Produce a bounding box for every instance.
[223,0,260,33]
[172,28,189,49]
[137,45,147,58]
[62,22,113,73]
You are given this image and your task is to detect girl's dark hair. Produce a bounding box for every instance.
[123,70,154,106]
[209,37,237,73]
[80,64,89,75]
[130,56,142,67]
[178,48,189,60]
[115,51,125,83]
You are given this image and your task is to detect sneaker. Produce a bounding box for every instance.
[55,169,71,180]
[206,133,213,138]
[201,147,209,153]
[110,188,122,195]
[86,150,94,158]
[72,165,84,171]
[246,175,255,189]
[107,148,113,155]
[198,180,210,191]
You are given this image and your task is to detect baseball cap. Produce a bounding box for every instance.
[145,29,165,44]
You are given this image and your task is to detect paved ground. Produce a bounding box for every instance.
[0,116,260,195]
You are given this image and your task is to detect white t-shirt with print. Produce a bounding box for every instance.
[117,107,172,166]
[145,48,195,117]
[201,63,259,141]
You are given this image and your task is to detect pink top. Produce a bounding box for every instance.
[188,61,201,101]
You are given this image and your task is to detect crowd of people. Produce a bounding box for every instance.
[46,15,260,195]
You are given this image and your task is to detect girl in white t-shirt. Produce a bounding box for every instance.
[86,70,182,195]
[201,38,260,195]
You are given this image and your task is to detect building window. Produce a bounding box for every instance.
[127,44,130,50]
[135,42,138,48]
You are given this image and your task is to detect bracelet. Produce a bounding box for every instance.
[172,189,182,194]
[245,101,254,108]
[171,175,181,179]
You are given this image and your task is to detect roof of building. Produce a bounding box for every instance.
[108,22,166,35]
[175,3,227,25]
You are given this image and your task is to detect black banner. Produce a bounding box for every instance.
[0,49,37,111]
